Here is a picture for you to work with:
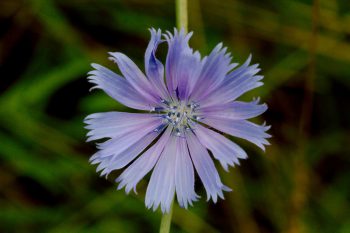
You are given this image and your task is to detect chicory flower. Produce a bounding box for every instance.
[85,28,270,213]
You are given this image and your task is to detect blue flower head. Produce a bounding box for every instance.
[85,28,270,213]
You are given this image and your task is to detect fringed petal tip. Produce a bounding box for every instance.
[148,27,162,39]
[205,184,232,203]
[107,52,119,63]
[245,54,252,66]
[257,129,272,152]
[163,27,193,42]
[116,179,139,195]
[177,193,200,209]
[90,63,100,70]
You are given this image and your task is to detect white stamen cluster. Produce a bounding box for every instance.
[151,99,201,136]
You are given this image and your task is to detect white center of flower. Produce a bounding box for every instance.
[151,99,201,136]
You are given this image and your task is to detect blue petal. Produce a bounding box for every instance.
[116,127,172,194]
[186,131,231,202]
[89,118,163,177]
[175,136,199,208]
[199,98,268,120]
[164,28,195,99]
[109,52,160,102]
[176,51,202,100]
[194,124,247,171]
[200,55,263,108]
[146,134,177,213]
[201,118,271,151]
[144,28,169,99]
[189,43,237,101]
[84,112,161,142]
[98,131,159,177]
[88,64,153,110]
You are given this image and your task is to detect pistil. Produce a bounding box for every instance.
[151,99,200,136]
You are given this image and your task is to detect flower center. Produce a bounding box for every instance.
[151,99,201,136]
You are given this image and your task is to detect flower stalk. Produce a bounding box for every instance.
[176,0,188,33]
[159,201,174,233]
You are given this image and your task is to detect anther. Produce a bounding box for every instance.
[160,99,170,106]
[193,115,203,121]
[175,128,181,136]
[154,107,164,112]
[154,124,165,132]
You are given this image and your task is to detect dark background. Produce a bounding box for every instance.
[1,0,350,232]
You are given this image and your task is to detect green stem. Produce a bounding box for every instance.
[159,201,174,233]
[176,0,188,32]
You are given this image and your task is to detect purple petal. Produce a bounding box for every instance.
[84,112,161,142]
[99,130,160,177]
[199,98,267,120]
[199,56,263,108]
[145,134,177,213]
[109,52,160,102]
[176,51,202,100]
[189,43,237,101]
[88,64,154,110]
[164,28,194,98]
[226,54,254,79]
[175,136,199,208]
[89,119,163,176]
[144,28,169,99]
[194,124,247,171]
[186,131,231,202]
[116,126,172,194]
[201,118,271,150]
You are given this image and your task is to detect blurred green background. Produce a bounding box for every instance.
[1,0,350,232]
